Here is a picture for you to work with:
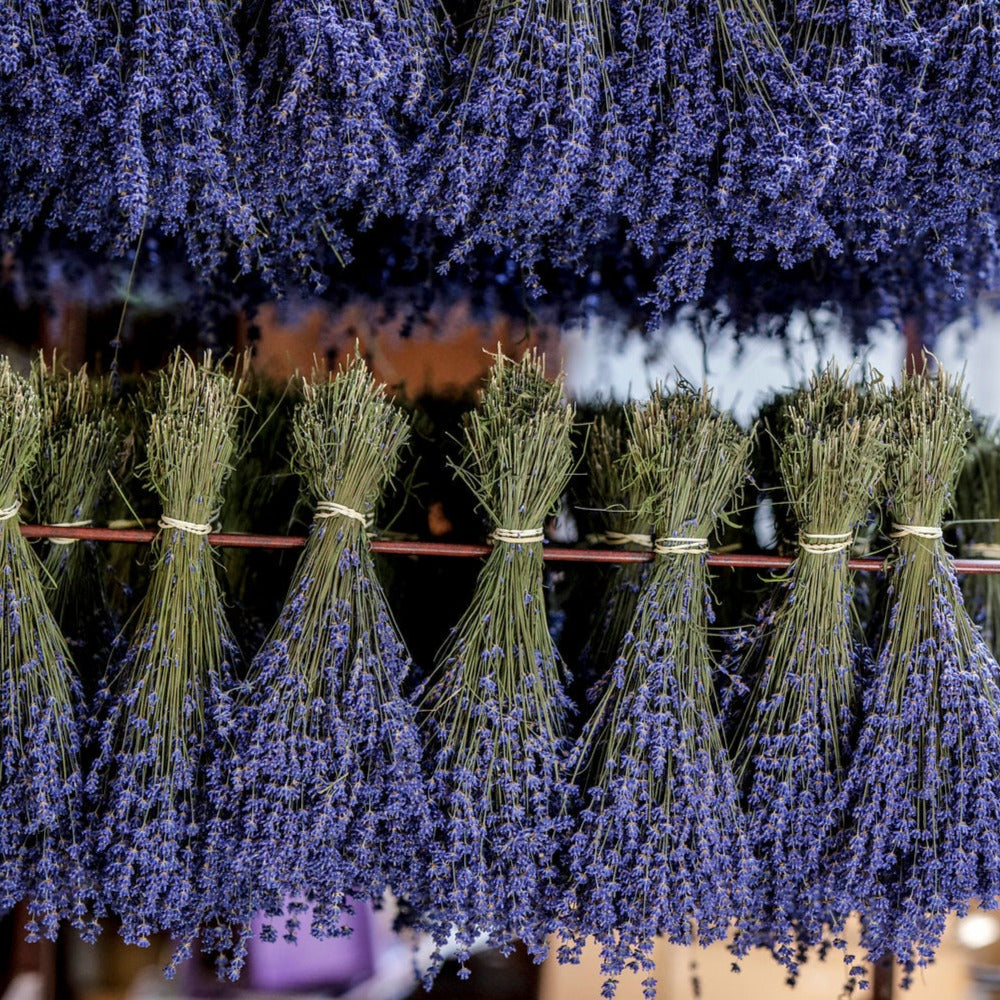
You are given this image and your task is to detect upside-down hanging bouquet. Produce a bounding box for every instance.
[418,349,576,971]
[87,351,247,971]
[0,358,93,941]
[724,366,888,980]
[841,368,1000,983]
[223,353,433,970]
[563,384,751,999]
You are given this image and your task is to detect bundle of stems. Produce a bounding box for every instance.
[87,351,247,970]
[418,349,576,971]
[0,358,93,941]
[574,406,651,688]
[563,385,751,999]
[32,357,120,681]
[724,367,888,979]
[841,368,1000,982]
[955,422,1000,659]
[222,354,432,973]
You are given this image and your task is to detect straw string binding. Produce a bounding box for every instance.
[799,530,853,555]
[158,514,214,536]
[890,523,944,540]
[492,526,546,544]
[315,500,371,528]
[654,536,709,555]
[0,501,21,523]
[49,518,94,546]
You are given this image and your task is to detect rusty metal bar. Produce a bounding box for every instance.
[15,524,1000,574]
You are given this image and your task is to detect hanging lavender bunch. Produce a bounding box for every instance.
[955,423,1000,660]
[563,385,750,999]
[222,353,432,974]
[87,351,247,970]
[574,406,652,692]
[32,358,121,685]
[0,358,94,941]
[409,0,614,283]
[418,350,576,971]
[841,368,1000,983]
[246,0,448,289]
[2,2,260,278]
[724,367,887,979]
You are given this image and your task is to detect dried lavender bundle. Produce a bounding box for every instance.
[87,351,246,970]
[562,386,750,999]
[725,368,887,977]
[955,423,1000,659]
[0,358,93,940]
[222,355,432,972]
[841,369,1000,983]
[32,358,120,681]
[574,406,651,687]
[418,350,576,970]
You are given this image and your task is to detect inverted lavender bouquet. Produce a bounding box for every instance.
[223,354,433,971]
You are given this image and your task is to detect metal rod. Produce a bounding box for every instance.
[16,524,1000,574]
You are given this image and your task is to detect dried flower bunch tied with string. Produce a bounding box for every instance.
[562,385,751,1000]
[87,351,247,972]
[418,349,576,972]
[724,367,888,981]
[32,358,120,680]
[841,369,1000,983]
[955,422,1000,659]
[574,406,651,686]
[0,358,93,941]
[223,353,432,973]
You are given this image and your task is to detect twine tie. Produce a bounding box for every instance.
[654,536,709,555]
[890,523,943,540]
[49,518,94,546]
[492,526,545,544]
[799,530,852,555]
[0,502,20,523]
[965,543,1000,559]
[315,500,371,529]
[158,514,214,536]
[600,531,654,549]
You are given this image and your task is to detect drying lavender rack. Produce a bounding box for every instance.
[18,524,1000,575]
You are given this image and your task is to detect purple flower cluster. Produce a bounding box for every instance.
[86,564,240,970]
[4,4,1000,327]
[841,553,1000,983]
[723,573,860,976]
[565,559,748,999]
[222,524,433,973]
[0,528,94,942]
[419,544,576,973]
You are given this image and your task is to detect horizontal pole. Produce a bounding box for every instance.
[15,523,1000,575]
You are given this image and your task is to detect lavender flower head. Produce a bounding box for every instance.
[841,367,1000,984]
[724,367,887,980]
[222,353,433,974]
[417,350,576,973]
[563,385,751,999]
[86,351,248,972]
[0,358,94,942]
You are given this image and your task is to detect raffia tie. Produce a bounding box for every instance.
[890,523,943,541]
[0,502,20,523]
[158,513,214,536]
[799,530,853,555]
[601,531,654,549]
[492,526,545,544]
[49,519,94,546]
[654,536,709,555]
[314,500,371,528]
